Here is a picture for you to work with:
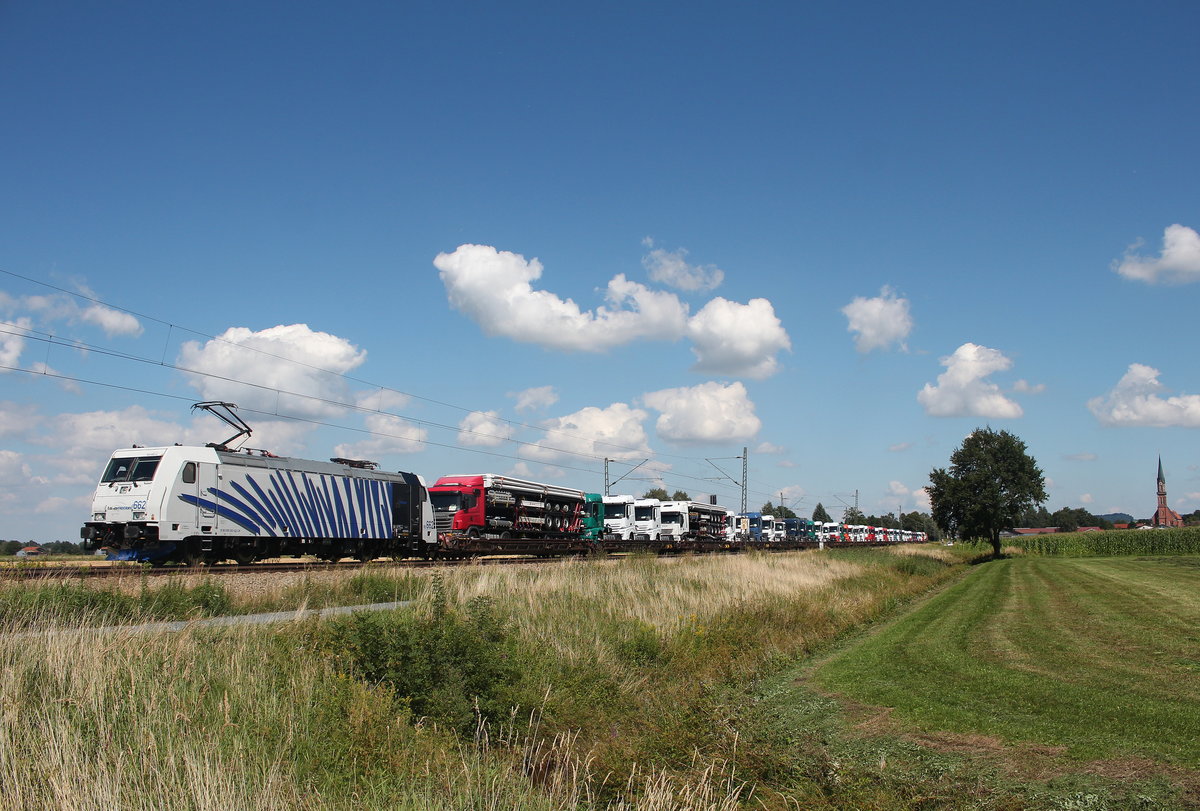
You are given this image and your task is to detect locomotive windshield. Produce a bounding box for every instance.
[101,455,162,483]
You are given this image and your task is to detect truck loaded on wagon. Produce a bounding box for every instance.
[657,500,735,551]
[428,473,603,555]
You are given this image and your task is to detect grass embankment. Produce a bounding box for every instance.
[781,554,1200,808]
[0,569,428,629]
[0,547,960,809]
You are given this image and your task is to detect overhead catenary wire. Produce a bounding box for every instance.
[0,269,797,507]
[0,268,697,461]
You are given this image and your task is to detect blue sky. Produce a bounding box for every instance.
[2,1,1199,542]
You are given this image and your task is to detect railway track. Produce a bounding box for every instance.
[0,555,571,581]
[0,541,908,582]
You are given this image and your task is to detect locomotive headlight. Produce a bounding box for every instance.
[132,511,146,520]
[93,512,105,521]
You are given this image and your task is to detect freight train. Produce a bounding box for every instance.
[79,403,925,565]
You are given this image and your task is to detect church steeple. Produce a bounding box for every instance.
[1153,456,1182,527]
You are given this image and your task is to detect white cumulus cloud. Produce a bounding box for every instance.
[0,317,31,370]
[0,401,42,436]
[18,290,142,337]
[178,324,367,418]
[333,413,427,460]
[79,302,143,337]
[912,487,931,511]
[642,381,761,444]
[435,244,688,352]
[0,450,33,485]
[641,241,724,291]
[686,297,790,379]
[511,385,558,413]
[355,388,411,412]
[917,343,1023,418]
[841,286,913,353]
[1087,363,1200,427]
[34,405,195,453]
[435,244,790,379]
[457,410,514,447]
[1114,224,1200,284]
[521,402,651,462]
[1013,379,1046,394]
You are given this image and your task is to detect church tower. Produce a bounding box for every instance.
[1152,457,1183,528]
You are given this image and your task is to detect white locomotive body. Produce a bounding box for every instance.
[80,445,435,564]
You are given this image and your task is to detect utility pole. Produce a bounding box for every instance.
[605,458,649,497]
[742,446,748,515]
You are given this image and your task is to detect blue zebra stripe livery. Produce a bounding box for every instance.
[178,471,394,538]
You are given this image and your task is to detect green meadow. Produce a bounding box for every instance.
[3,544,1198,808]
[784,553,1200,808]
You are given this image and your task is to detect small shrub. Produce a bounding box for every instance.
[309,579,524,734]
[610,618,662,666]
[342,571,422,604]
[891,554,949,578]
[0,581,135,627]
[137,578,233,619]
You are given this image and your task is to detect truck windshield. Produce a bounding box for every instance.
[428,491,462,512]
[102,456,161,483]
[661,512,684,525]
[634,506,657,521]
[603,503,629,520]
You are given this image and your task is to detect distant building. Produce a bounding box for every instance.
[16,546,45,557]
[1152,457,1183,528]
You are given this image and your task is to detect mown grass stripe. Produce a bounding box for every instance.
[814,556,1200,765]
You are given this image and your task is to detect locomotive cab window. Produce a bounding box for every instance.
[102,456,162,483]
[130,458,161,481]
[101,460,130,482]
[182,462,196,484]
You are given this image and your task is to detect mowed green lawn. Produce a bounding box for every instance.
[814,555,1200,766]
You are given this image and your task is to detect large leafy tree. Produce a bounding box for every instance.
[842,507,866,525]
[928,427,1047,557]
[761,501,798,519]
[812,502,832,523]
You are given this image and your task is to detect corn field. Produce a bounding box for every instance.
[1012,526,1200,557]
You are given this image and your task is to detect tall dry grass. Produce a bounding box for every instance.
[0,548,956,809]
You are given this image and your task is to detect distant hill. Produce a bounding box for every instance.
[1098,513,1134,525]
